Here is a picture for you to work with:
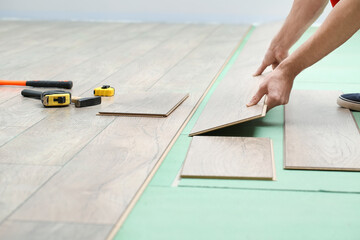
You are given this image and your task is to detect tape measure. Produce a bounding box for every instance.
[21,89,71,107]
[94,85,115,97]
[41,91,71,107]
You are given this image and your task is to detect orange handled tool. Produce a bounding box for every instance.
[0,80,73,89]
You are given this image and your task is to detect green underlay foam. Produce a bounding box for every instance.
[116,187,360,240]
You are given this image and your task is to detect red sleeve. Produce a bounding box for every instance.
[330,0,340,7]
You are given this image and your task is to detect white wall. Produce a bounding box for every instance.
[0,0,332,24]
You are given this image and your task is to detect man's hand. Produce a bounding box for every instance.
[247,67,295,111]
[253,46,288,76]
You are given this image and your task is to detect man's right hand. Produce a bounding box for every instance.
[247,65,295,111]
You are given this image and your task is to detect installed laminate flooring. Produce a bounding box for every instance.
[189,23,283,136]
[181,136,275,180]
[0,164,59,223]
[0,20,250,239]
[285,90,360,171]
[0,220,112,240]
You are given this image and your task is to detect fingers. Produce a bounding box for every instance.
[265,96,276,112]
[253,62,268,76]
[271,62,279,70]
[247,85,267,107]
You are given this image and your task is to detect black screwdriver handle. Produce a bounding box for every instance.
[26,80,73,89]
[21,89,42,99]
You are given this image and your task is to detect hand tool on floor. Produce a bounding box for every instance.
[22,89,102,108]
[21,89,71,107]
[72,96,101,108]
[0,80,73,89]
[94,85,115,97]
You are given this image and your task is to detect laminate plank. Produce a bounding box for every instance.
[0,23,130,79]
[284,90,360,171]
[0,126,28,147]
[0,21,27,33]
[0,164,59,223]
[0,22,95,58]
[89,24,219,91]
[98,92,189,117]
[149,25,250,93]
[0,21,60,44]
[189,23,283,136]
[181,136,275,180]
[0,22,132,104]
[8,25,249,227]
[0,220,112,240]
[0,106,115,165]
[51,24,187,96]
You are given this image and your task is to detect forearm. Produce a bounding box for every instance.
[271,0,328,52]
[279,0,360,77]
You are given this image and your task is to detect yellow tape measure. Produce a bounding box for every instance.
[94,85,115,97]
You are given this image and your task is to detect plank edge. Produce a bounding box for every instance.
[189,112,265,136]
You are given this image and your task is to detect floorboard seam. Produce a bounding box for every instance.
[76,24,189,97]
[0,23,132,104]
[49,23,161,84]
[0,115,48,149]
[177,184,360,195]
[145,25,221,91]
[0,117,117,226]
[8,219,113,226]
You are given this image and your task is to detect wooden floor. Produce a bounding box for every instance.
[0,20,249,239]
[285,90,360,171]
[181,136,275,180]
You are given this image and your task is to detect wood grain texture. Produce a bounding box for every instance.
[0,107,115,165]
[98,92,189,117]
[0,220,111,240]
[0,22,129,78]
[0,164,59,223]
[285,90,360,171]
[7,23,250,228]
[189,23,283,136]
[149,25,250,93]
[0,22,131,104]
[0,23,172,152]
[53,24,186,96]
[0,21,28,34]
[91,24,219,91]
[181,136,275,180]
[0,21,60,46]
[0,22,86,58]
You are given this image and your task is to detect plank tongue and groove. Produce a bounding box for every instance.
[98,92,189,117]
[181,136,275,180]
[189,23,283,136]
[285,90,360,171]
